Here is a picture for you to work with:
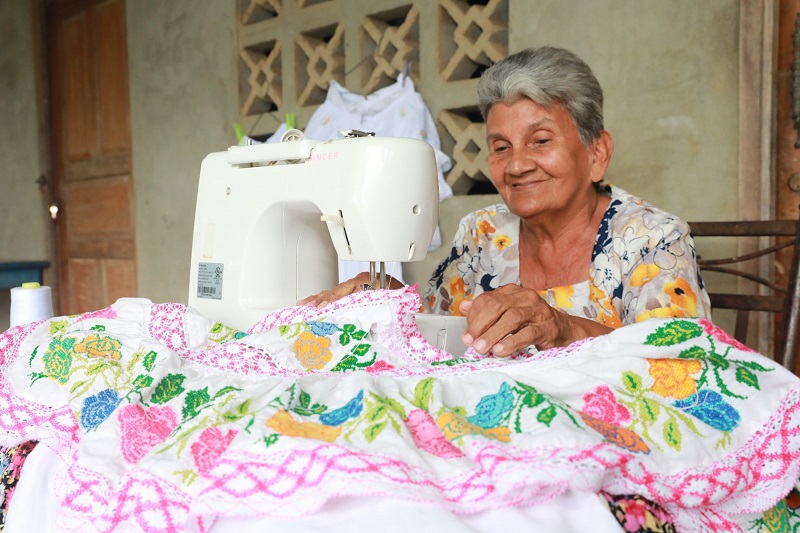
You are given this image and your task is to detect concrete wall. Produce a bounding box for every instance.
[0,0,742,328]
[0,0,49,329]
[126,0,238,304]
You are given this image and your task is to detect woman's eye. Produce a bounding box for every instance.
[535,138,551,145]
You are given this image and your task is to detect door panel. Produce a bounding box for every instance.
[47,0,135,315]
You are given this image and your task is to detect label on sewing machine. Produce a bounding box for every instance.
[196,262,224,300]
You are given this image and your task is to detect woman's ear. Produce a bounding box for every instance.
[590,130,614,183]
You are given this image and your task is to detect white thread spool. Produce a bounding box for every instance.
[10,282,54,327]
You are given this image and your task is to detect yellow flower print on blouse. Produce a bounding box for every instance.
[437,412,511,443]
[293,331,333,370]
[636,277,700,322]
[630,263,661,287]
[448,276,467,316]
[493,234,511,250]
[648,359,701,400]
[266,410,341,442]
[477,219,496,236]
[73,334,122,360]
[588,284,623,329]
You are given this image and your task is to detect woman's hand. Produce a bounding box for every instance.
[459,284,612,356]
[296,272,404,308]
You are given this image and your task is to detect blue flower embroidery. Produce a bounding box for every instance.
[673,389,740,432]
[308,321,339,337]
[320,390,364,427]
[80,389,121,431]
[467,382,514,429]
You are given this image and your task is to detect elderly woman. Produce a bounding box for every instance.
[300,46,711,356]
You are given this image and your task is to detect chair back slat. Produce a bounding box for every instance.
[689,219,800,373]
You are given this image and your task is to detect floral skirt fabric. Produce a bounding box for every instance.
[0,441,37,531]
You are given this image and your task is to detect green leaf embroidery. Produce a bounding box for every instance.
[622,371,642,393]
[663,418,682,451]
[299,390,311,408]
[132,374,154,389]
[150,373,186,404]
[679,345,706,359]
[412,378,434,411]
[90,324,106,332]
[639,398,661,422]
[735,366,760,390]
[339,332,351,345]
[142,350,158,372]
[182,387,211,419]
[523,392,545,408]
[352,343,370,357]
[213,385,240,399]
[537,405,557,426]
[342,324,356,333]
[351,330,368,340]
[644,320,704,346]
[364,420,388,443]
[263,434,279,447]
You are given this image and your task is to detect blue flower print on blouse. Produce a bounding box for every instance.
[80,388,122,431]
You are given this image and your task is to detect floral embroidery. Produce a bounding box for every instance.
[42,337,75,384]
[582,385,632,425]
[119,404,179,464]
[673,390,740,432]
[404,409,464,458]
[293,331,332,370]
[266,410,341,442]
[73,334,122,360]
[579,411,650,454]
[191,427,237,476]
[80,389,122,431]
[648,359,701,400]
[319,390,364,427]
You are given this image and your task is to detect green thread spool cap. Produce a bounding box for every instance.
[21,282,41,289]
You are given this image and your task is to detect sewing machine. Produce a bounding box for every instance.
[187,132,468,354]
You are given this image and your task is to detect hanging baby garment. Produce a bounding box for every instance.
[267,75,453,283]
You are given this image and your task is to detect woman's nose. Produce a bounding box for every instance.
[506,147,535,175]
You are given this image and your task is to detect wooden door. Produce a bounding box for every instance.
[46,0,136,315]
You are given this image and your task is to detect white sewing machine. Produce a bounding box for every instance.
[187,131,467,354]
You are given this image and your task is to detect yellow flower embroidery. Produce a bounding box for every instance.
[266,410,341,442]
[437,412,510,443]
[493,234,511,250]
[648,359,701,400]
[293,331,332,370]
[73,334,122,360]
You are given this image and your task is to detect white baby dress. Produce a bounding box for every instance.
[267,74,453,283]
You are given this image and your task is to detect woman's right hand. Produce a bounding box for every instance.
[296,272,404,308]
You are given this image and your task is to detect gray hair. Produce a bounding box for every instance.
[477,47,604,146]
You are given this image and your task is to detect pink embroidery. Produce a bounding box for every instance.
[191,427,238,476]
[404,409,464,459]
[77,306,118,321]
[118,404,178,465]
[366,360,395,373]
[582,385,632,425]
[699,319,756,353]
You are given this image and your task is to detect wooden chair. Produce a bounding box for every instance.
[688,219,800,371]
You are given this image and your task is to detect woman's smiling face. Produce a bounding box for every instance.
[485,98,607,221]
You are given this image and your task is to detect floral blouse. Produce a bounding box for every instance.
[422,185,712,328]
